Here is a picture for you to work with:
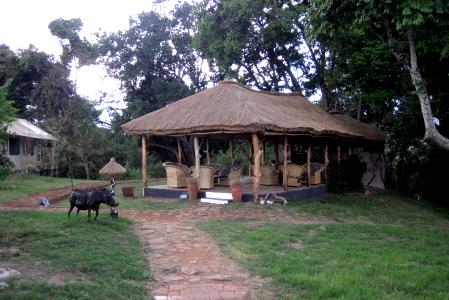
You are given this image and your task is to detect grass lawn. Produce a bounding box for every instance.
[0,174,95,204]
[199,192,449,299]
[0,210,149,300]
[55,180,193,211]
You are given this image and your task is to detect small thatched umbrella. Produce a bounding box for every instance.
[99,157,127,176]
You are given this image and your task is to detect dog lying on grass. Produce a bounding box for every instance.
[68,189,119,221]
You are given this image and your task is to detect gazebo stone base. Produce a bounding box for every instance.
[144,184,327,202]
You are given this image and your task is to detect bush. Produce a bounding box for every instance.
[0,154,14,181]
[327,155,366,193]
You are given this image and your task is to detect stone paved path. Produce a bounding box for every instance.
[124,206,254,300]
[123,204,328,300]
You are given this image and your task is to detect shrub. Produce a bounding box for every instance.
[327,155,366,193]
[0,154,14,181]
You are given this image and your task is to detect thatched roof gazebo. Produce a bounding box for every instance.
[99,157,127,176]
[122,80,385,199]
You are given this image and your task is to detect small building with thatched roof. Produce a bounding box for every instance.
[99,157,127,177]
[122,80,386,199]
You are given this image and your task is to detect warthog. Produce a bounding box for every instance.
[68,188,118,221]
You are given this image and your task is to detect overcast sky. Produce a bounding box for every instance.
[0,0,172,121]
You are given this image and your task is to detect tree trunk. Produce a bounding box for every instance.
[142,136,148,188]
[324,141,328,183]
[274,140,279,163]
[84,161,90,180]
[251,133,262,201]
[307,143,311,187]
[407,28,449,150]
[180,136,195,166]
[229,139,234,165]
[193,137,200,179]
[206,138,210,164]
[283,136,288,191]
[177,137,182,164]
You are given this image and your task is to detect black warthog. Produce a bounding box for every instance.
[68,189,118,221]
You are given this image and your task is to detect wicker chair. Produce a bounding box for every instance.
[260,163,279,185]
[217,165,242,186]
[309,163,325,185]
[191,165,216,189]
[279,163,307,187]
[163,162,191,188]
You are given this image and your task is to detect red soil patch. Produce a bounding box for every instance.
[1,181,108,208]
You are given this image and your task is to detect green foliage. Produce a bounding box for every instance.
[0,80,17,181]
[212,143,250,171]
[48,18,98,67]
[0,154,14,182]
[194,0,305,92]
[327,155,366,193]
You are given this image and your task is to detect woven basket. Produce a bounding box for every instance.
[260,165,279,185]
[164,163,191,188]
[279,163,307,187]
[191,165,216,189]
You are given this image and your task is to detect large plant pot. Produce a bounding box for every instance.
[187,178,199,200]
[231,186,242,202]
[122,186,135,197]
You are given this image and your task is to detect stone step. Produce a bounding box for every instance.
[200,198,232,205]
[204,191,233,200]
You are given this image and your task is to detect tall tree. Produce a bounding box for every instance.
[0,80,17,180]
[48,18,98,68]
[194,0,304,93]
[311,0,449,149]
[100,5,209,165]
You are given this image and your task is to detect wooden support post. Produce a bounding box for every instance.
[307,142,311,187]
[337,144,341,162]
[229,139,234,165]
[249,138,253,176]
[262,140,266,164]
[251,133,262,201]
[283,135,288,191]
[324,141,329,183]
[142,136,148,188]
[274,139,279,163]
[348,144,352,156]
[177,137,182,163]
[206,138,210,164]
[194,137,200,179]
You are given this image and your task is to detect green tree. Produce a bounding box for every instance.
[311,0,449,149]
[0,80,17,180]
[48,18,98,68]
[194,0,304,93]
[100,5,209,166]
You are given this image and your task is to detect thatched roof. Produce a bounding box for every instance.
[330,112,386,142]
[121,80,385,141]
[99,157,127,176]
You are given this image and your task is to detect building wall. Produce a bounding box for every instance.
[6,136,42,171]
[359,151,386,190]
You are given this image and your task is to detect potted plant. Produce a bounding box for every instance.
[230,178,243,202]
[187,177,199,200]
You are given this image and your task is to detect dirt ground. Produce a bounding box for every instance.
[0,182,109,208]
